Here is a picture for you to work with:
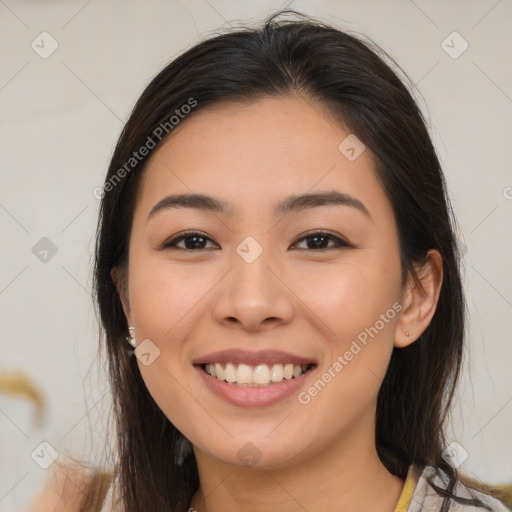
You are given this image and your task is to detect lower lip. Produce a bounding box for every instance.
[195,365,315,408]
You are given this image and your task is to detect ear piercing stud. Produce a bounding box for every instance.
[126,326,136,348]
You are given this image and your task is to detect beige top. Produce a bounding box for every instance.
[99,465,509,512]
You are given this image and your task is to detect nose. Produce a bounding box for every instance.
[211,246,294,332]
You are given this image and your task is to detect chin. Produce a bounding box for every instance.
[194,433,312,471]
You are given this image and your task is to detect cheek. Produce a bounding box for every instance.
[128,255,211,344]
[301,254,401,395]
[304,256,401,341]
[127,257,207,430]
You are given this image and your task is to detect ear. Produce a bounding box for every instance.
[394,249,443,348]
[111,267,132,325]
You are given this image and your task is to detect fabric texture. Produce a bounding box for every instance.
[407,465,509,512]
[99,464,510,512]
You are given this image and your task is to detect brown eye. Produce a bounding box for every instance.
[161,231,219,250]
[291,231,351,250]
[160,230,351,251]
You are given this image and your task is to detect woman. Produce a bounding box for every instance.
[30,9,509,512]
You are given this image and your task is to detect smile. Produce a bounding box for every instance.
[193,348,318,407]
[202,362,316,387]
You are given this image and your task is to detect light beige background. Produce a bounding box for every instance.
[1,0,511,510]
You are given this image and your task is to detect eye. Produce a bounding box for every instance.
[160,230,352,251]
[160,230,219,250]
[290,231,351,250]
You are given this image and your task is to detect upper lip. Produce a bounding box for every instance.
[192,349,316,366]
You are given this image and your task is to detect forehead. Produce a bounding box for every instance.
[135,95,390,222]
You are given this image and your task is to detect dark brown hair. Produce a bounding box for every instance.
[85,9,495,512]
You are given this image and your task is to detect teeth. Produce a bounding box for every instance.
[214,363,225,381]
[203,362,312,386]
[236,364,252,384]
[270,364,284,382]
[293,364,303,378]
[253,364,271,384]
[225,363,236,383]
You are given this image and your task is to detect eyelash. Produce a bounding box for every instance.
[160,230,352,251]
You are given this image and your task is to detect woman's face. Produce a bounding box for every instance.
[121,95,406,469]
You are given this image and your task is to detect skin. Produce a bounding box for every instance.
[115,95,443,512]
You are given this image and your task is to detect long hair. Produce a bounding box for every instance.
[88,9,489,511]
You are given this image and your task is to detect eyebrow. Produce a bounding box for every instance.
[147,191,371,221]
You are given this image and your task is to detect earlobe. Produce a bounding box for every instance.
[394,249,443,348]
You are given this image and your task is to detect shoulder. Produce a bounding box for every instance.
[25,454,113,512]
[409,465,510,512]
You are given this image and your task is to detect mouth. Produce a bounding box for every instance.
[192,349,318,406]
[198,362,317,387]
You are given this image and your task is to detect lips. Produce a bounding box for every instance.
[192,348,316,367]
[192,349,317,407]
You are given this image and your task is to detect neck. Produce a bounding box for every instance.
[189,424,404,512]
